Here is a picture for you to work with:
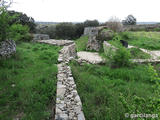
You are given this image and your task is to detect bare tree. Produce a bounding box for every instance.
[106,16,123,32]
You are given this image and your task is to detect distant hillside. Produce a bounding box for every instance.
[137,22,160,25]
[35,21,60,25]
[35,21,160,25]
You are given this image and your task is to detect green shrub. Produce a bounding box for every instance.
[75,36,89,51]
[75,23,85,38]
[84,19,99,27]
[119,32,131,40]
[112,47,131,67]
[36,25,57,39]
[129,47,151,59]
[0,8,12,42]
[9,24,31,42]
[8,10,36,33]
[56,22,76,39]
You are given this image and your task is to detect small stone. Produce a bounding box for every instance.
[78,112,85,120]
[11,84,15,87]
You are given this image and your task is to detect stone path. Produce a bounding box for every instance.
[77,51,105,64]
[37,40,85,120]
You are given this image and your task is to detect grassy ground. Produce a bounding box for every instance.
[129,47,151,59]
[124,31,160,50]
[70,61,157,120]
[75,36,88,51]
[0,42,61,120]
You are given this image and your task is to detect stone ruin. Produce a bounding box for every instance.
[33,34,50,41]
[0,40,16,59]
[86,27,100,51]
[85,26,114,52]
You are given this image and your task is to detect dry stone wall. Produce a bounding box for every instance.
[56,42,85,120]
[33,34,50,41]
[37,40,85,120]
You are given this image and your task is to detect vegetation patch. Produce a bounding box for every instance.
[75,36,88,51]
[70,61,159,120]
[0,42,61,120]
[108,40,151,59]
[122,32,160,50]
[129,47,151,59]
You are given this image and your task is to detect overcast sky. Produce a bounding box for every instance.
[8,0,160,22]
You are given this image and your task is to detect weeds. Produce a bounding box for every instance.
[0,42,61,120]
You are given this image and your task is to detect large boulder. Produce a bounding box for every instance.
[0,40,16,58]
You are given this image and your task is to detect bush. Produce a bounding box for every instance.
[9,24,32,42]
[75,23,85,38]
[36,25,57,39]
[106,16,123,32]
[119,32,131,40]
[0,8,12,42]
[84,20,99,27]
[55,22,76,39]
[8,10,36,33]
[112,47,131,67]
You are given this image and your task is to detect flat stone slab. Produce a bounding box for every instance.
[77,51,105,64]
[37,39,74,46]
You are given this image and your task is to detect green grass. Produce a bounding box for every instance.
[0,42,61,120]
[129,47,151,59]
[75,35,88,51]
[108,40,151,59]
[124,31,160,50]
[70,61,156,120]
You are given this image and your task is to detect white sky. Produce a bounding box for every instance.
[8,0,160,22]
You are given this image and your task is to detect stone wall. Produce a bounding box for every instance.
[37,39,85,119]
[83,27,96,36]
[0,40,16,59]
[85,26,110,52]
[56,42,85,120]
[58,43,77,62]
[103,41,117,59]
[33,34,50,40]
[86,27,100,51]
[38,39,74,46]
